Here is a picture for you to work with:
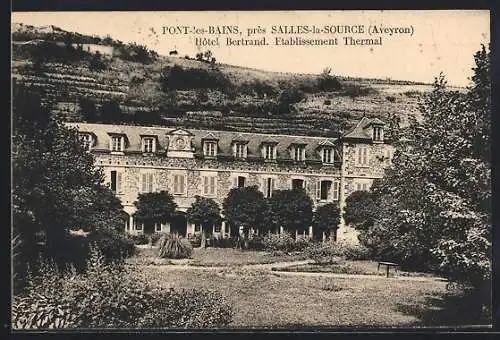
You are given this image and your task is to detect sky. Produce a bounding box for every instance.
[12,10,490,87]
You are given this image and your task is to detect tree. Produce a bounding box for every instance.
[12,83,128,279]
[277,87,305,114]
[78,97,98,122]
[359,45,491,291]
[267,188,313,236]
[186,196,222,247]
[313,203,340,241]
[99,100,122,123]
[222,186,267,244]
[343,190,377,231]
[133,191,178,233]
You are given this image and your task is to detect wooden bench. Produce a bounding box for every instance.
[377,261,399,277]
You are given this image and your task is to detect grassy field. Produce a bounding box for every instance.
[125,247,490,328]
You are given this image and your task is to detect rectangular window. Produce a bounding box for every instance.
[294,146,305,161]
[141,173,154,193]
[264,144,275,160]
[373,127,383,141]
[322,148,333,163]
[237,176,246,188]
[214,223,221,233]
[135,223,143,231]
[195,224,201,232]
[292,179,305,190]
[142,137,155,153]
[362,183,368,191]
[264,177,275,198]
[357,147,369,166]
[173,174,185,194]
[202,175,217,196]
[111,136,123,152]
[234,143,246,158]
[80,134,93,151]
[155,223,162,232]
[320,180,332,200]
[204,142,217,157]
[111,171,117,192]
[356,183,362,191]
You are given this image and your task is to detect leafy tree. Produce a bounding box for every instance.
[186,196,222,247]
[313,203,341,241]
[78,97,98,122]
[12,83,127,279]
[277,87,305,113]
[134,191,178,233]
[359,45,491,291]
[222,186,267,242]
[89,51,107,72]
[343,190,376,230]
[99,100,122,123]
[385,113,401,143]
[267,188,313,235]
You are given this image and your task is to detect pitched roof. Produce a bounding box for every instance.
[341,117,385,140]
[68,123,339,161]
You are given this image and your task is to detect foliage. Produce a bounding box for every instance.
[317,70,342,92]
[222,186,267,237]
[186,196,221,232]
[277,86,305,113]
[98,100,123,123]
[262,231,295,252]
[134,190,178,226]
[77,97,97,122]
[267,189,313,234]
[88,51,107,71]
[12,250,232,329]
[114,42,157,64]
[209,236,238,249]
[313,203,341,238]
[12,83,128,279]
[343,191,376,230]
[128,233,150,245]
[160,64,232,91]
[87,229,136,263]
[340,84,376,101]
[356,45,491,288]
[188,233,202,248]
[306,240,370,264]
[158,234,193,259]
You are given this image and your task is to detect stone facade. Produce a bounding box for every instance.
[67,116,393,241]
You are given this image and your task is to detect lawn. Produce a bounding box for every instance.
[124,247,490,328]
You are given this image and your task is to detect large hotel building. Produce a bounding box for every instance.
[68,116,394,241]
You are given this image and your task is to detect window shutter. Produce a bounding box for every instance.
[173,175,179,193]
[232,176,238,188]
[203,176,208,194]
[117,172,122,193]
[333,181,339,200]
[148,173,153,192]
[262,177,268,196]
[363,148,368,165]
[179,175,185,194]
[315,180,321,200]
[270,178,275,192]
[141,173,147,193]
[210,176,216,195]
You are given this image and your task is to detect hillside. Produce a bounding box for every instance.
[11,22,450,137]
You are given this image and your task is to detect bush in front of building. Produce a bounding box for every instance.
[158,234,193,259]
[305,239,370,264]
[12,249,233,329]
[262,231,295,252]
[127,233,150,245]
[187,233,202,248]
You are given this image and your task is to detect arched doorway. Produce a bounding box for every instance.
[170,212,187,237]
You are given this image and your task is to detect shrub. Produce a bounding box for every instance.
[247,235,265,250]
[158,235,193,259]
[263,231,295,252]
[150,232,165,246]
[211,236,237,249]
[88,229,136,263]
[323,99,331,105]
[306,240,370,263]
[188,233,202,248]
[12,250,233,329]
[293,235,312,251]
[128,233,150,245]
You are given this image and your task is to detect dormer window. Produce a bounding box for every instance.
[109,134,125,153]
[373,126,384,142]
[292,144,306,161]
[79,133,93,151]
[203,141,217,157]
[321,147,334,164]
[142,136,156,153]
[233,142,247,158]
[262,143,277,160]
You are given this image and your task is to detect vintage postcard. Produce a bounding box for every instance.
[10,10,492,330]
